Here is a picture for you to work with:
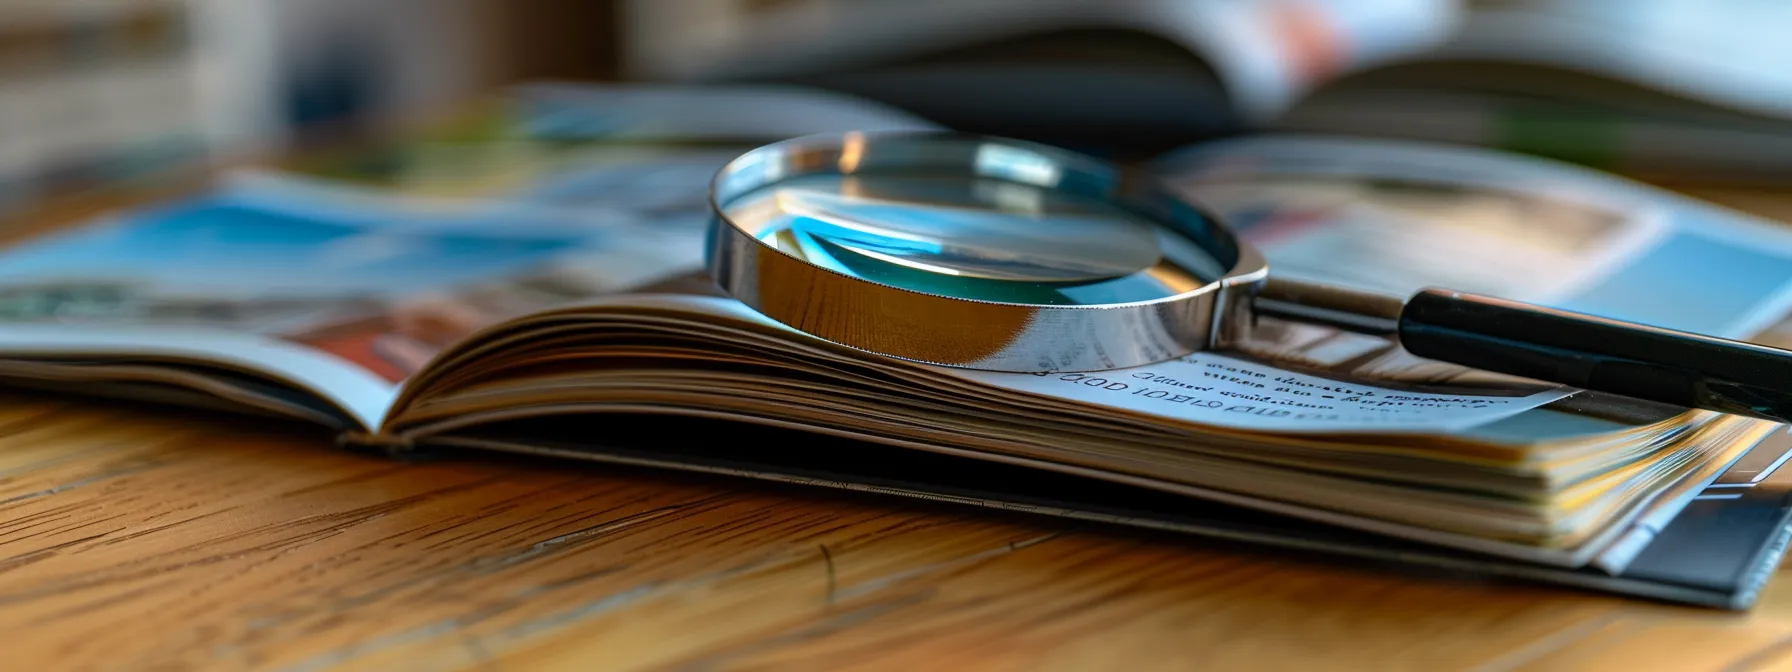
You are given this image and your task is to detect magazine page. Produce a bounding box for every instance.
[1438,1,1792,121]
[0,181,618,428]
[1270,1,1792,178]
[1155,135,1792,388]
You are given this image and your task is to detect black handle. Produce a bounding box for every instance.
[1398,289,1792,423]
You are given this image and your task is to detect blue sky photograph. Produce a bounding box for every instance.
[0,189,582,299]
[1558,230,1792,337]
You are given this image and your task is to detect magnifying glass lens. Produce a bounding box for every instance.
[721,173,1228,305]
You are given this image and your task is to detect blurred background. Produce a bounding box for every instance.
[5,0,1792,218]
[0,0,614,215]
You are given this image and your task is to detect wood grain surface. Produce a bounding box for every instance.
[0,394,1790,672]
[3,189,1792,671]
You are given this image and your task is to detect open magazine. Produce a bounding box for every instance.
[626,0,1792,177]
[8,85,1792,608]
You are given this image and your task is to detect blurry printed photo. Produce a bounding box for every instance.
[1189,172,1792,340]
[1187,171,1792,388]
[0,186,590,382]
[1190,175,1650,303]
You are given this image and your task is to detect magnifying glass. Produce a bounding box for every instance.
[705,131,1792,423]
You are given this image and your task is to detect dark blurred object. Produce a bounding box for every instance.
[491,0,620,82]
[283,26,384,133]
[268,0,590,145]
[765,29,1236,159]
[619,0,1456,160]
[619,0,1792,182]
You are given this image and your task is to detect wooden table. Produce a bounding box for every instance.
[4,187,1792,671]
